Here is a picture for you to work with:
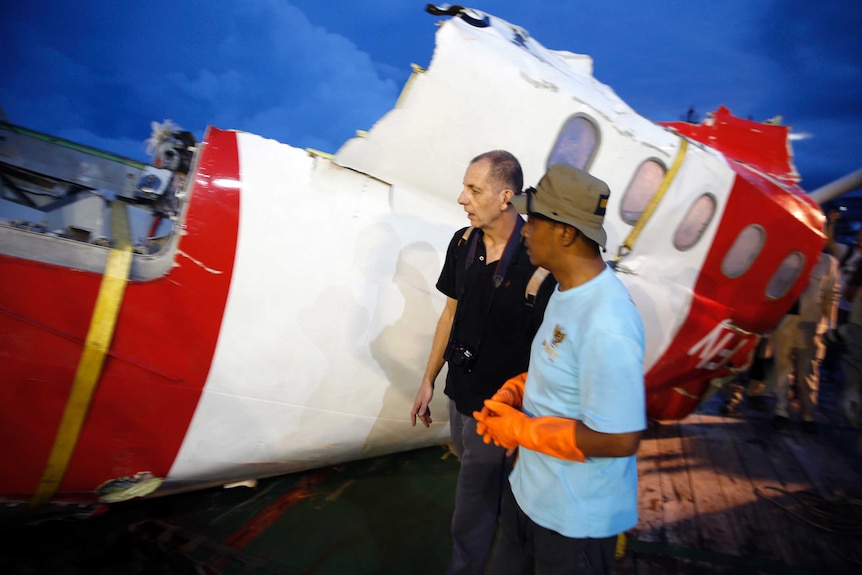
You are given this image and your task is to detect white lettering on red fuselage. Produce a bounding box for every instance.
[688,321,749,370]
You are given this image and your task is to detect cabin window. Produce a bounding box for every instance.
[546,115,598,170]
[619,159,666,225]
[722,224,765,278]
[673,193,716,250]
[766,252,805,299]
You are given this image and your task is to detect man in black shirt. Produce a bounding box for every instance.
[411,150,552,575]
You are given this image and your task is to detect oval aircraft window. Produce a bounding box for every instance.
[722,224,765,278]
[673,193,716,250]
[546,115,598,170]
[766,251,805,299]
[620,159,667,225]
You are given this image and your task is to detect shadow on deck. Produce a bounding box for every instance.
[1,373,860,574]
[626,389,862,574]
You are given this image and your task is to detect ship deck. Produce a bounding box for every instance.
[2,371,861,574]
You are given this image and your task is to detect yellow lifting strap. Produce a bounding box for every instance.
[615,139,688,262]
[30,200,133,509]
[615,532,627,559]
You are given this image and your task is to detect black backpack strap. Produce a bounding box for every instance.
[455,227,479,300]
[464,227,480,272]
[491,216,524,288]
[525,267,556,335]
[458,219,523,292]
[451,218,525,354]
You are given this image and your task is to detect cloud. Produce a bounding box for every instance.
[151,0,401,153]
[749,0,862,187]
[0,0,401,159]
[1,0,858,192]
[219,1,399,151]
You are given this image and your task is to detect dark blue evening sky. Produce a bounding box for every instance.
[1,1,860,193]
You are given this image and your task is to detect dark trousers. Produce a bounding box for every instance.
[447,401,513,575]
[488,483,617,575]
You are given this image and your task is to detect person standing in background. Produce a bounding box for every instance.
[771,251,839,434]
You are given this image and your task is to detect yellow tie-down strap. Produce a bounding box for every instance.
[30,200,133,509]
[616,138,688,262]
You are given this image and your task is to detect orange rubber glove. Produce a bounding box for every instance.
[474,400,586,462]
[475,372,527,438]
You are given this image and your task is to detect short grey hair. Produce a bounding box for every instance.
[470,150,523,194]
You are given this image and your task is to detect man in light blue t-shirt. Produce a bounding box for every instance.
[475,164,646,574]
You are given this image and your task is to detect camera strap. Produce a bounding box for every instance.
[452,216,525,354]
[464,215,524,286]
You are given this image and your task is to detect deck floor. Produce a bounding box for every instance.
[624,381,862,575]
[2,373,861,574]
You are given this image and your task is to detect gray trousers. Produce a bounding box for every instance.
[447,401,513,575]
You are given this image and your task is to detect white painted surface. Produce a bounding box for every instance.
[169,134,455,482]
[170,9,742,483]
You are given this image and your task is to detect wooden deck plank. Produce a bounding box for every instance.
[680,414,745,556]
[746,422,849,574]
[689,371,862,575]
[654,421,699,550]
[781,423,862,498]
[724,410,835,571]
[611,376,862,574]
[773,424,862,573]
[686,413,752,558]
[687,413,781,564]
[633,422,667,544]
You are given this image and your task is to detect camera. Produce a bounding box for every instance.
[443,339,477,374]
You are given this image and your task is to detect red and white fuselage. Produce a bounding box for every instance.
[0,7,824,512]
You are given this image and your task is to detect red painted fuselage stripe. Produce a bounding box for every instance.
[644,167,823,419]
[0,127,241,501]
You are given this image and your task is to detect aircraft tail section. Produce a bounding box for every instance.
[661,106,800,186]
